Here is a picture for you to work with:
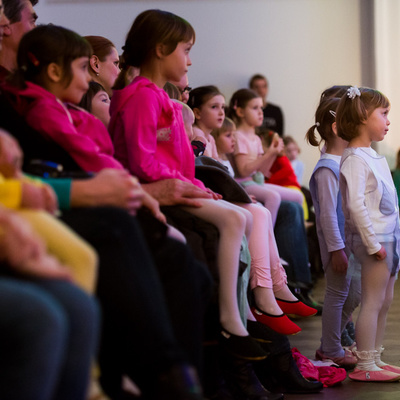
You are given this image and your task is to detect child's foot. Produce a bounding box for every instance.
[251,306,301,335]
[349,368,400,382]
[275,298,317,317]
[315,348,357,370]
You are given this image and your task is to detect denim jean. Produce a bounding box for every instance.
[0,276,99,400]
[274,201,312,285]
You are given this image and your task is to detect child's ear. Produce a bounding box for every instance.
[193,107,202,120]
[332,121,338,135]
[236,107,245,118]
[155,43,167,59]
[47,63,63,83]
[89,55,100,74]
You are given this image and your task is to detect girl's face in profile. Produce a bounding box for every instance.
[216,129,235,155]
[162,39,193,83]
[61,57,91,104]
[91,90,111,127]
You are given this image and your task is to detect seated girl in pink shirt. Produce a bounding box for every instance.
[109,10,269,358]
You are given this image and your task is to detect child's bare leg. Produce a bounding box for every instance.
[184,199,249,336]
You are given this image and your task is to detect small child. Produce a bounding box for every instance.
[307,96,360,369]
[283,136,304,185]
[337,86,400,382]
[0,128,97,293]
[258,129,308,220]
[227,88,304,226]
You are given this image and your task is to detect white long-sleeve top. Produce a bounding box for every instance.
[340,147,399,255]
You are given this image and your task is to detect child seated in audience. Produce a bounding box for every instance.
[258,129,308,220]
[227,88,303,226]
[185,86,317,335]
[283,135,305,185]
[109,10,271,360]
[0,128,97,293]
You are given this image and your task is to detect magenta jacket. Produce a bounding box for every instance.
[109,76,206,190]
[2,81,123,173]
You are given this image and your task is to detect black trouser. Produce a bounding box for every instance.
[60,207,212,397]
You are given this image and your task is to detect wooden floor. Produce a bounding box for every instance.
[286,277,400,400]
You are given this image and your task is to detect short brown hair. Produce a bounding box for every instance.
[249,74,267,89]
[336,87,390,142]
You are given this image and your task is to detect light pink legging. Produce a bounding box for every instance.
[245,183,303,226]
[238,202,287,291]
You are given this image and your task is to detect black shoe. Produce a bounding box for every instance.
[156,363,204,400]
[219,327,268,361]
[346,321,356,341]
[221,353,284,400]
[254,351,323,394]
[294,289,323,316]
[341,328,354,348]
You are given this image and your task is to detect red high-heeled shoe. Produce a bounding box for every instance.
[275,298,317,317]
[251,306,301,335]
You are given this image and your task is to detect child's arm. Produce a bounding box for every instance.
[235,134,283,177]
[341,155,381,255]
[26,98,124,173]
[119,88,206,187]
[315,167,347,272]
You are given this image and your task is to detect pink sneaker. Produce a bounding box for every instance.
[315,348,357,370]
[381,364,400,374]
[349,368,400,382]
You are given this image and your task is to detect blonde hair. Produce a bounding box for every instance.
[211,117,235,140]
[336,87,390,142]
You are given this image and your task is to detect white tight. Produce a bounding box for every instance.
[183,198,252,336]
[353,242,396,353]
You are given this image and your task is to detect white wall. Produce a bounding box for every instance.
[36,0,363,186]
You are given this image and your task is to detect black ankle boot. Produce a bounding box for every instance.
[220,353,284,400]
[254,351,323,394]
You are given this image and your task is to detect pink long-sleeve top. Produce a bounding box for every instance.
[109,76,206,190]
[2,81,123,173]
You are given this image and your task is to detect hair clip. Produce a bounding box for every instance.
[27,52,40,67]
[329,110,336,118]
[347,86,361,100]
[315,122,320,127]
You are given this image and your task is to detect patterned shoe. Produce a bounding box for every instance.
[349,368,400,382]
